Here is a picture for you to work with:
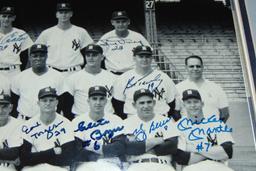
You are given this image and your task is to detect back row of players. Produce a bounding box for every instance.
[1,2,233,171]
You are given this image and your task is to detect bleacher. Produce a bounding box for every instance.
[157,22,246,101]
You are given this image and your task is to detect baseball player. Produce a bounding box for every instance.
[61,44,117,120]
[112,45,181,120]
[35,2,94,77]
[97,10,151,75]
[0,6,33,78]
[0,74,10,95]
[72,86,125,171]
[20,87,75,171]
[0,93,23,171]
[11,44,64,120]
[123,88,179,171]
[173,89,234,171]
[176,55,230,122]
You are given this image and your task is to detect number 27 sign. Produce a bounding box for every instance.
[145,0,155,9]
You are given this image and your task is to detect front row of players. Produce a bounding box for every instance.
[0,86,234,171]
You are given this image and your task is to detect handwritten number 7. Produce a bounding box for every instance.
[204,142,211,152]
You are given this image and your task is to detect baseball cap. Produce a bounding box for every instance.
[111,11,129,20]
[88,86,107,97]
[133,89,154,102]
[56,3,72,11]
[38,87,58,99]
[0,94,11,104]
[84,44,103,54]
[0,7,15,15]
[182,89,201,101]
[30,44,48,54]
[133,45,153,56]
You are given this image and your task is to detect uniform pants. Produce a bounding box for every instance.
[0,166,16,171]
[183,160,234,171]
[76,160,121,171]
[21,163,69,171]
[127,162,175,171]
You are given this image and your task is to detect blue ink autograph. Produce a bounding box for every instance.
[177,115,233,141]
[123,74,163,94]
[22,121,66,140]
[74,118,110,132]
[0,32,28,51]
[132,117,171,142]
[75,119,124,151]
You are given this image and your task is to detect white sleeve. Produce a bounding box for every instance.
[80,29,94,49]
[216,84,229,109]
[58,119,75,145]
[138,34,151,47]
[35,30,47,44]
[113,76,126,101]
[217,122,235,145]
[7,121,23,148]
[163,74,178,103]
[21,32,34,51]
[163,118,180,140]
[11,75,20,95]
[61,75,75,95]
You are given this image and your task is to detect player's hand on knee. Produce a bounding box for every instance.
[53,147,62,155]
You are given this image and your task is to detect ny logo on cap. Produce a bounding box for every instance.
[187,90,192,95]
[0,95,3,100]
[140,89,145,93]
[88,45,93,49]
[95,86,100,90]
[37,45,42,49]
[45,87,51,92]
[61,3,66,7]
[117,12,122,16]
[6,7,11,11]
[142,46,147,50]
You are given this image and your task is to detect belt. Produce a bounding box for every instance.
[18,114,31,120]
[130,158,169,165]
[0,65,17,71]
[110,71,124,75]
[49,65,82,72]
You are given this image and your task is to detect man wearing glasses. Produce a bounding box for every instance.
[176,55,230,123]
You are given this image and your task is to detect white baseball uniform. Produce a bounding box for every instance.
[0,117,23,171]
[0,74,10,95]
[113,69,178,117]
[72,114,124,171]
[124,114,179,171]
[35,25,93,72]
[0,28,33,78]
[97,29,151,73]
[62,69,117,116]
[11,68,64,118]
[176,115,234,171]
[176,78,229,119]
[20,114,74,171]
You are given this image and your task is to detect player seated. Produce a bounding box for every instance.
[72,86,125,171]
[173,89,234,171]
[123,89,179,171]
[0,93,23,171]
[20,87,75,171]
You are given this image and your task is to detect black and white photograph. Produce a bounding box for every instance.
[0,0,256,171]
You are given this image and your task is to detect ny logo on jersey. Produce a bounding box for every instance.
[104,85,113,98]
[13,43,21,54]
[207,134,217,146]
[152,87,165,100]
[2,139,9,149]
[72,39,80,51]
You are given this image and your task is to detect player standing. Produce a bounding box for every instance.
[72,86,125,171]
[97,10,151,75]
[123,89,179,171]
[0,6,33,78]
[174,89,234,171]
[0,93,23,171]
[35,2,93,77]
[176,55,230,122]
[11,44,64,120]
[112,45,180,120]
[20,87,75,171]
[61,44,116,120]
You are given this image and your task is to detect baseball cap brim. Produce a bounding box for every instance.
[85,49,101,54]
[134,92,153,102]
[89,92,106,97]
[136,51,152,55]
[182,95,201,101]
[112,16,129,20]
[39,93,58,99]
[0,100,11,104]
